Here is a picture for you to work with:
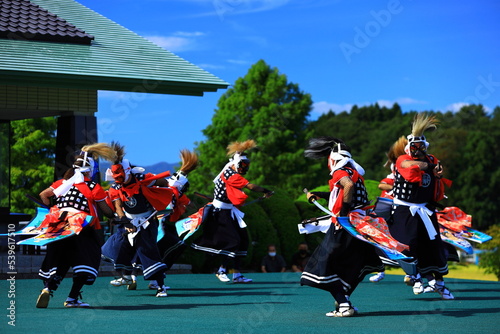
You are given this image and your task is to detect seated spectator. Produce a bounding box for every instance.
[261,244,286,273]
[291,242,311,272]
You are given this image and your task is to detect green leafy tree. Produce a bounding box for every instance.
[240,199,277,270]
[10,117,57,215]
[190,59,313,196]
[0,122,9,208]
[478,224,500,281]
[442,105,500,230]
[450,130,500,230]
[258,186,304,261]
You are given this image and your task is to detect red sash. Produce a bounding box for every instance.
[220,173,248,207]
[119,171,174,211]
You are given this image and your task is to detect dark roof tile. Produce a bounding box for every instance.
[0,0,94,44]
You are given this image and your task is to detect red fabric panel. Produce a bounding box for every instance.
[396,154,424,183]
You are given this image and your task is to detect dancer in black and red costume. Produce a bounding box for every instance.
[300,137,383,317]
[36,143,116,308]
[389,113,454,299]
[191,140,273,283]
[149,149,198,289]
[101,142,172,297]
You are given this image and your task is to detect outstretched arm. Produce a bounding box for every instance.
[400,158,443,179]
[378,183,393,191]
[245,183,273,197]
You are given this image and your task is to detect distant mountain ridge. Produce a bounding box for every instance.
[145,161,178,174]
[99,161,178,175]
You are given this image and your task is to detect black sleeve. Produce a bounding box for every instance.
[311,191,329,200]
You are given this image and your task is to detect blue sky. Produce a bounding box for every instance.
[77,0,500,166]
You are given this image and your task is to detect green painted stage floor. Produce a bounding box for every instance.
[1,273,499,334]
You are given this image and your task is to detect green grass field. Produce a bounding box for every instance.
[386,263,498,281]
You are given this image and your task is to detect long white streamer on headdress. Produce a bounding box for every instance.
[328,143,365,175]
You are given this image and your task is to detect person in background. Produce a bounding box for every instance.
[291,242,311,272]
[261,244,286,273]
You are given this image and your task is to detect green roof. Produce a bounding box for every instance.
[0,0,229,96]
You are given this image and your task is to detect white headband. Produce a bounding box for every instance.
[73,151,95,177]
[231,153,248,168]
[328,145,364,176]
[54,152,93,197]
[213,153,249,184]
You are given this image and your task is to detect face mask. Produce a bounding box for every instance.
[111,164,126,184]
[268,252,276,257]
[168,172,189,194]
[409,142,427,159]
[238,160,250,175]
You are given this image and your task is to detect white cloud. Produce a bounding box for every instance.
[445,102,491,113]
[144,35,194,52]
[190,0,292,18]
[394,97,426,105]
[445,102,469,112]
[376,100,394,108]
[142,31,207,52]
[312,101,353,114]
[196,63,226,70]
[227,59,253,65]
[376,98,427,107]
[173,31,205,37]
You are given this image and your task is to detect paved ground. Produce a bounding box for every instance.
[1,272,499,334]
